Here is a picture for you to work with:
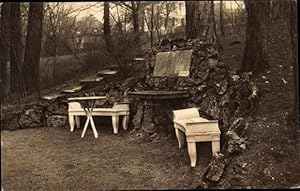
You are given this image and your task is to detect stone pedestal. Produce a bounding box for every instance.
[129,90,189,137]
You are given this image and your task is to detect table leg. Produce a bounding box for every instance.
[81,115,90,138]
[89,104,98,138]
[78,99,99,138]
[90,116,98,138]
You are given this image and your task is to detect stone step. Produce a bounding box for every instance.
[61,85,85,94]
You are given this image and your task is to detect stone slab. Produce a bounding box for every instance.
[153,49,193,77]
[41,93,64,101]
[61,85,84,93]
[97,69,118,75]
[79,76,104,83]
[128,90,189,100]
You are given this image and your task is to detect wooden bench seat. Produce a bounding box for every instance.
[68,102,129,134]
[173,108,221,167]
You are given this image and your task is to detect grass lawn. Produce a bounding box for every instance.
[1,121,214,190]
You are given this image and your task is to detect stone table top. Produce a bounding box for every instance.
[127,90,189,100]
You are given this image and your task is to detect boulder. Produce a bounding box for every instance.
[46,115,67,127]
[226,130,248,155]
[19,108,44,128]
[132,102,144,130]
[204,153,226,182]
[47,101,68,115]
[6,117,19,131]
[142,104,156,134]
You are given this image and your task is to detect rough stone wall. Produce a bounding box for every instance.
[131,38,258,134]
[1,77,135,131]
[128,37,259,184]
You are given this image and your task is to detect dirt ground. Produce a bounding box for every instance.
[1,17,300,189]
[217,17,300,188]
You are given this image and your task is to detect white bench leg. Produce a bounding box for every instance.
[122,115,129,130]
[212,140,220,155]
[187,142,197,167]
[69,115,75,132]
[112,115,119,134]
[75,116,80,128]
[175,128,185,148]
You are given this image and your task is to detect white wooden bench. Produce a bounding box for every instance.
[68,102,129,134]
[173,108,221,167]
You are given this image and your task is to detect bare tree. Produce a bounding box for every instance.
[23,2,44,93]
[185,0,216,43]
[143,2,155,46]
[271,0,291,20]
[162,2,177,37]
[0,2,11,97]
[143,2,179,44]
[211,0,222,50]
[150,2,154,46]
[230,1,236,32]
[131,1,140,34]
[290,0,298,124]
[139,2,146,32]
[219,0,225,36]
[164,2,171,34]
[153,3,165,41]
[103,1,113,52]
[116,1,141,33]
[43,2,76,57]
[10,2,26,95]
[240,0,271,74]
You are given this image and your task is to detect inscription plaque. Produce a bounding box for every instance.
[153,49,193,77]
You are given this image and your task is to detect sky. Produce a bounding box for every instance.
[67,1,243,22]
[67,2,104,21]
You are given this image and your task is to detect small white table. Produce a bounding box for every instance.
[68,96,107,138]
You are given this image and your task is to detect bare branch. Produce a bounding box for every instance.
[234,0,244,10]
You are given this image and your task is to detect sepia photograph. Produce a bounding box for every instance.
[1,0,299,190]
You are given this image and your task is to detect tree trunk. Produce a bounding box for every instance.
[150,3,154,47]
[230,1,236,32]
[164,3,170,35]
[185,0,216,44]
[23,2,44,93]
[219,0,225,36]
[211,0,222,50]
[155,6,161,41]
[10,2,25,95]
[103,1,113,53]
[240,0,271,74]
[290,0,299,124]
[271,0,290,20]
[0,2,11,97]
[139,4,145,32]
[234,9,239,31]
[131,1,139,33]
